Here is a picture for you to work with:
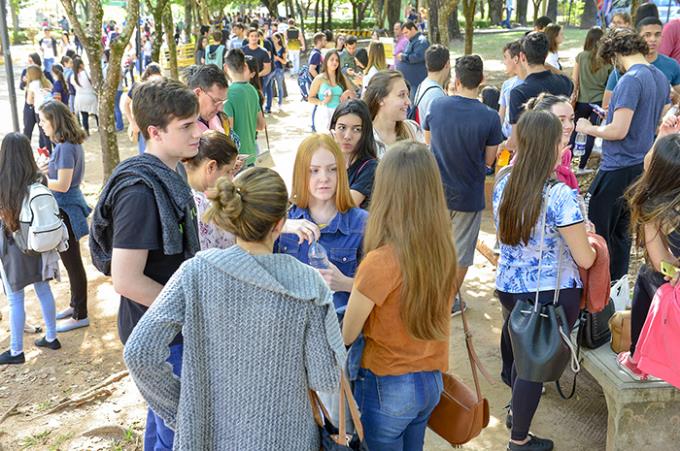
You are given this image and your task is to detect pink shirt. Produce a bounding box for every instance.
[391,36,409,69]
[660,19,680,65]
[197,115,225,134]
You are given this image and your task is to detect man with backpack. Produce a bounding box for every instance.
[204,31,226,69]
[286,18,305,74]
[410,44,449,125]
[39,28,58,73]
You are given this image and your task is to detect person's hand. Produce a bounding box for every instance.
[397,53,403,61]
[658,111,680,138]
[340,90,356,102]
[37,160,49,173]
[323,90,333,104]
[575,118,592,134]
[318,261,353,292]
[281,219,320,244]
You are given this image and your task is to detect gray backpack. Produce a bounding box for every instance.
[13,183,69,255]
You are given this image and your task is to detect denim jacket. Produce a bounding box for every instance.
[400,32,429,90]
[276,206,368,315]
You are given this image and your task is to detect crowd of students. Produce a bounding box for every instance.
[2,6,680,451]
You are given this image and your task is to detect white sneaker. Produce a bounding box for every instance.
[56,317,90,333]
[575,168,595,175]
[56,307,74,320]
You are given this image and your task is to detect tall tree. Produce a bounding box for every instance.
[387,0,401,30]
[261,0,281,17]
[429,0,441,44]
[531,0,543,23]
[546,0,557,20]
[581,0,597,28]
[145,0,171,62]
[8,0,22,44]
[488,0,503,25]
[372,0,386,29]
[448,4,462,40]
[349,0,370,28]
[462,0,477,54]
[163,4,178,80]
[60,0,140,179]
[516,0,528,25]
[184,0,193,43]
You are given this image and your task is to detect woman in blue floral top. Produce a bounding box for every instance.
[493,110,596,451]
[277,134,368,318]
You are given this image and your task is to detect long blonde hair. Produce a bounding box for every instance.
[290,134,356,212]
[365,42,387,73]
[364,141,456,341]
[26,65,52,90]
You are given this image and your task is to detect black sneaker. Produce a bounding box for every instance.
[451,294,468,317]
[35,336,61,350]
[505,402,513,429]
[507,434,554,451]
[0,350,25,365]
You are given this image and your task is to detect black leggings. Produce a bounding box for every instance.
[498,288,581,441]
[58,211,88,320]
[630,264,666,356]
[80,112,99,134]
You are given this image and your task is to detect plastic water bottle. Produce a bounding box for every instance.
[573,132,587,157]
[308,240,330,269]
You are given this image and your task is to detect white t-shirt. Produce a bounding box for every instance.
[28,80,48,106]
[363,66,379,91]
[546,52,561,71]
[40,38,56,59]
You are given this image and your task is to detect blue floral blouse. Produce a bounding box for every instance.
[493,177,584,293]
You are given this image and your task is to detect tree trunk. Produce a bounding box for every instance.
[327,0,333,27]
[372,0,386,29]
[184,0,192,43]
[9,0,20,44]
[387,0,400,31]
[489,0,503,25]
[479,0,484,19]
[358,2,369,27]
[463,0,476,54]
[429,0,440,44]
[146,0,168,63]
[546,0,557,20]
[580,0,597,28]
[532,0,542,24]
[314,0,320,31]
[163,5,178,80]
[516,0,528,26]
[449,3,462,40]
[439,0,459,45]
[61,0,140,180]
[351,2,357,28]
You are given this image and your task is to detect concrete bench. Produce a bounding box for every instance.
[580,344,680,450]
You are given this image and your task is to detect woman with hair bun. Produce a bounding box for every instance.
[124,167,345,450]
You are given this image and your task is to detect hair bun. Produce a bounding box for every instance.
[212,178,243,220]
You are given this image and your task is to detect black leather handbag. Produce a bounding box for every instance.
[509,186,580,384]
[578,300,616,349]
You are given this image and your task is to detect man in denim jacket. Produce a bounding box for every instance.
[396,21,430,100]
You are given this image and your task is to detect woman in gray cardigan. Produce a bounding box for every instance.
[124,167,346,450]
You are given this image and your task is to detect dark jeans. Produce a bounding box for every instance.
[263,72,274,112]
[114,90,124,131]
[81,112,99,135]
[498,288,581,441]
[630,264,666,356]
[569,102,600,169]
[588,164,643,281]
[59,211,88,320]
[144,344,182,450]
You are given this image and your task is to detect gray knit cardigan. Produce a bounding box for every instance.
[123,246,346,451]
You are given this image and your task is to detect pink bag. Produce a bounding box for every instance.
[636,282,680,389]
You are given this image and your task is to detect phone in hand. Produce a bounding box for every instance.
[660,261,679,278]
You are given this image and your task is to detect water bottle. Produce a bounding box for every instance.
[573,132,587,157]
[308,240,330,269]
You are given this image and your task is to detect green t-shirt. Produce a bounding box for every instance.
[224,82,261,165]
[576,50,612,104]
[340,49,358,72]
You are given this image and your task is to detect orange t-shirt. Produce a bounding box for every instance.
[355,245,452,376]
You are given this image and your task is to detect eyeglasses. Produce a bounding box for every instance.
[203,90,227,106]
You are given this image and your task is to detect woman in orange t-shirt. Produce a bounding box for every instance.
[342,141,457,451]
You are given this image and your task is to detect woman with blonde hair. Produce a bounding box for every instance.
[277,133,368,318]
[362,42,387,91]
[342,141,457,450]
[308,50,356,132]
[24,65,53,149]
[363,70,424,157]
[494,110,595,451]
[124,167,345,449]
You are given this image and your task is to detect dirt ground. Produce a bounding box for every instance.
[0,49,616,450]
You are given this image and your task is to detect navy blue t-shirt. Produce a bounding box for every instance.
[424,96,504,212]
[601,64,670,171]
[508,70,573,124]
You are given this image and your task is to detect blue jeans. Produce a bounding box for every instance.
[353,368,443,451]
[44,58,55,73]
[114,90,124,131]
[144,344,183,451]
[7,281,56,354]
[263,72,274,112]
[273,68,285,106]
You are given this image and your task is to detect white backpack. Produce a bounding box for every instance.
[13,183,69,255]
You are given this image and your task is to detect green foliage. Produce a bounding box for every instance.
[559,0,585,26]
[20,430,51,449]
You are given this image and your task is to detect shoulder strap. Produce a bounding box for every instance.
[413,84,439,110]
[459,295,495,402]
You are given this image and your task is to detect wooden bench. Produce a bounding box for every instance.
[580,344,680,450]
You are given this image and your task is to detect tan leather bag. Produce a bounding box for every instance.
[609,310,632,354]
[427,301,493,446]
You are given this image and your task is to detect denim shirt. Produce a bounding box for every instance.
[276,206,368,315]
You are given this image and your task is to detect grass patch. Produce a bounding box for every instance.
[36,400,53,412]
[48,432,74,451]
[449,28,588,60]
[21,430,51,449]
